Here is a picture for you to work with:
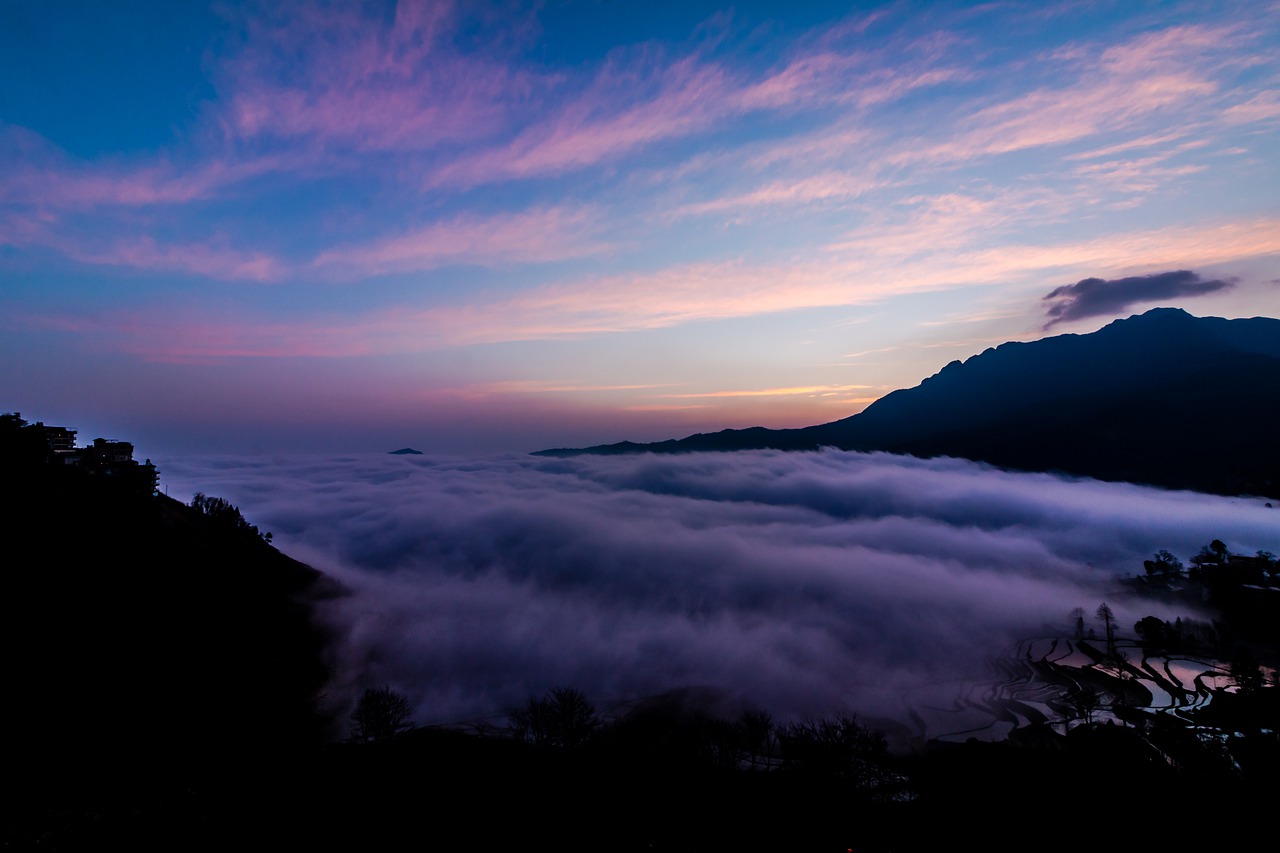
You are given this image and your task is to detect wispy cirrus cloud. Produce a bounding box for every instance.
[0,123,285,212]
[474,381,674,395]
[468,216,1280,342]
[427,55,736,187]
[72,236,288,283]
[313,205,612,276]
[2,157,280,211]
[21,307,385,362]
[427,22,960,189]
[6,0,1280,447]
[675,170,885,218]
[10,8,1258,288]
[221,1,522,152]
[0,212,288,283]
[663,384,875,399]
[1221,90,1280,124]
[889,25,1238,168]
[39,214,1276,365]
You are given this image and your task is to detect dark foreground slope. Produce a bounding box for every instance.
[538,308,1280,497]
[0,417,335,845]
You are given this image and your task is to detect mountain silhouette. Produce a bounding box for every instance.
[1,414,335,807]
[536,308,1280,498]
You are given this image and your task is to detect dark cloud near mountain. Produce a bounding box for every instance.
[1042,270,1235,327]
[160,450,1276,737]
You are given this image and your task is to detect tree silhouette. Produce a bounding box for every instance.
[508,687,599,748]
[191,492,273,543]
[350,686,414,742]
[735,709,776,771]
[1255,550,1277,578]
[1066,687,1102,726]
[1070,606,1086,640]
[777,715,890,788]
[1143,549,1183,576]
[1096,602,1117,657]
[1229,648,1264,693]
[1191,539,1230,568]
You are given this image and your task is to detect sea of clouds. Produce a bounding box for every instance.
[159,449,1278,734]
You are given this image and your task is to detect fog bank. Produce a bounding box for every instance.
[159,450,1278,729]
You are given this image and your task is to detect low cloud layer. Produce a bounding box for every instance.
[1042,269,1235,327]
[160,450,1277,734]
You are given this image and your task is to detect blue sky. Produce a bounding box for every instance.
[3,1,1278,454]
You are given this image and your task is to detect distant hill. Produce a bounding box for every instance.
[536,308,1280,498]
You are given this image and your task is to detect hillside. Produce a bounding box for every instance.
[1,414,335,841]
[537,308,1280,498]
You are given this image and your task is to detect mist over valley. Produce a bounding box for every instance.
[160,448,1277,733]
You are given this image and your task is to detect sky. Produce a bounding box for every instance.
[160,448,1279,735]
[3,0,1279,455]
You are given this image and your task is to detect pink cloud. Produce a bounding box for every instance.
[907,73,1216,165]
[735,51,861,110]
[1072,152,1207,195]
[675,171,885,217]
[429,36,961,188]
[1222,91,1280,124]
[440,215,1280,342]
[26,307,384,363]
[430,55,736,186]
[222,1,522,152]
[663,384,875,399]
[474,381,675,396]
[14,158,281,209]
[1094,24,1241,76]
[70,236,287,283]
[0,124,286,210]
[949,217,1280,281]
[888,25,1239,167]
[0,204,286,283]
[313,206,611,276]
[1063,131,1191,161]
[28,212,1279,366]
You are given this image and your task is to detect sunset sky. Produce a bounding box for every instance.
[3,0,1278,455]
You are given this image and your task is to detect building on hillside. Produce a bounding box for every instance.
[42,425,78,453]
[25,422,160,496]
[90,438,134,464]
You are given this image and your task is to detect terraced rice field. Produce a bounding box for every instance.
[902,637,1240,743]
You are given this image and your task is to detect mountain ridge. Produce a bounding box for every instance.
[535,308,1280,498]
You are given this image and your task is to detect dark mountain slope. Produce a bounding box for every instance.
[537,309,1280,497]
[0,417,336,800]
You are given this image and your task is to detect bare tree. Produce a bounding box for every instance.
[508,687,599,748]
[777,715,891,789]
[735,709,775,771]
[1066,687,1102,727]
[350,686,414,742]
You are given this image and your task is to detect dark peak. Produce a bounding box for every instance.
[1091,306,1211,341]
[1132,306,1192,319]
[389,447,423,455]
[1087,307,1280,359]
[533,306,1280,497]
[1104,306,1196,329]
